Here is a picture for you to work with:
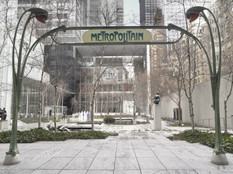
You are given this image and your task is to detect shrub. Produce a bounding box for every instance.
[19,116,63,123]
[103,117,115,124]
[168,130,233,153]
[0,128,116,143]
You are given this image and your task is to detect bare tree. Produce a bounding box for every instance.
[134,72,148,115]
[90,0,121,26]
[81,0,123,129]
[0,0,10,61]
[23,0,76,130]
[179,0,200,133]
[152,0,202,130]
[90,67,108,130]
[223,73,233,133]
[70,97,78,113]
[0,0,12,97]
[161,42,185,125]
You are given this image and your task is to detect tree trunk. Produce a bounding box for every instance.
[133,91,136,124]
[189,98,195,134]
[100,95,103,116]
[178,101,181,126]
[178,89,182,126]
[120,97,122,123]
[223,73,233,134]
[38,50,45,128]
[54,86,57,132]
[38,76,43,128]
[90,89,96,131]
[224,100,227,134]
[26,89,29,118]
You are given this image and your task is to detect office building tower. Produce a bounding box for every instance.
[164,0,211,40]
[139,0,163,26]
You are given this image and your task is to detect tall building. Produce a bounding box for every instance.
[139,0,164,114]
[44,45,77,92]
[0,0,52,119]
[194,0,233,84]
[16,0,86,114]
[18,0,85,42]
[76,0,126,113]
[77,53,135,114]
[139,0,163,26]
[216,0,233,75]
[164,0,212,41]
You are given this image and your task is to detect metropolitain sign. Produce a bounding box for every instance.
[82,29,152,43]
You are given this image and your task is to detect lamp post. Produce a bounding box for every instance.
[186,6,228,165]
[3,8,48,165]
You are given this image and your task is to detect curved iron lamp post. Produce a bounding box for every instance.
[186,6,228,165]
[3,8,48,165]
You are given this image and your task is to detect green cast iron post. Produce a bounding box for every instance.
[4,8,48,165]
[186,6,228,165]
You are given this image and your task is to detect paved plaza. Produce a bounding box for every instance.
[0,131,233,174]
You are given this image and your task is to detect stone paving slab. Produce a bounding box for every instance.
[0,131,232,174]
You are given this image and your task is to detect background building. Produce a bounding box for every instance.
[75,45,147,115]
[0,0,52,119]
[17,0,128,115]
[163,0,211,40]
[139,0,163,26]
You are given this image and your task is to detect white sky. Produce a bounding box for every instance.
[123,0,215,26]
[124,0,139,26]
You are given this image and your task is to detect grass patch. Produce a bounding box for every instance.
[0,128,117,143]
[168,130,233,153]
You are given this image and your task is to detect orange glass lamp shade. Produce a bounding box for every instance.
[187,13,199,23]
[186,6,205,23]
[29,8,48,23]
[35,13,47,23]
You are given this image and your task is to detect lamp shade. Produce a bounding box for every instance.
[28,8,48,23]
[186,6,205,23]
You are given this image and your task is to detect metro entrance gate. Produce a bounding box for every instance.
[27,23,229,166]
[5,7,228,165]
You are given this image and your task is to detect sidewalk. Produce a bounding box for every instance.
[0,131,232,174]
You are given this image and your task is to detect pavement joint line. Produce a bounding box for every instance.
[29,147,63,171]
[129,133,142,174]
[156,132,223,172]
[144,135,169,172]
[158,136,201,172]
[152,131,202,173]
[57,140,90,173]
[85,140,105,173]
[113,135,119,172]
[1,125,233,173]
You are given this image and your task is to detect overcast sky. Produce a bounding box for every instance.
[124,0,139,25]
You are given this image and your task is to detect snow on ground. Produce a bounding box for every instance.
[7,119,233,137]
[95,122,152,133]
